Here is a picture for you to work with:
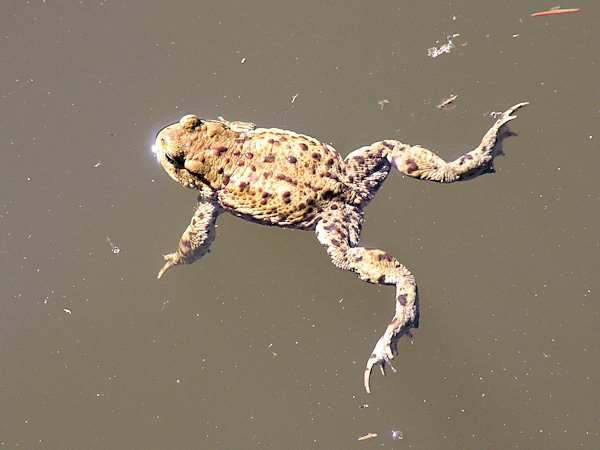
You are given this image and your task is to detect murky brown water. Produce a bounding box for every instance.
[2,1,598,448]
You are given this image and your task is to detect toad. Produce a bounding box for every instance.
[153,102,528,393]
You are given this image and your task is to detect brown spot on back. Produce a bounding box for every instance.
[209,145,228,156]
[286,155,297,163]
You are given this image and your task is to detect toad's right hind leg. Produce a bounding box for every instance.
[343,103,528,205]
[385,102,529,182]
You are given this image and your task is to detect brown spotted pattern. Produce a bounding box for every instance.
[153,103,528,393]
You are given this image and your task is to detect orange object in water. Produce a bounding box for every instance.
[531,8,580,17]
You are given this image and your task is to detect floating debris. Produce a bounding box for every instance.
[437,94,458,109]
[427,34,459,58]
[358,432,377,441]
[531,8,580,17]
[378,99,390,110]
[106,236,120,254]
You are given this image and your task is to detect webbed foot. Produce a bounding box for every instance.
[479,102,529,152]
[363,321,416,394]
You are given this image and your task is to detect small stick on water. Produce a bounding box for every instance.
[358,433,377,441]
[531,8,580,17]
[437,94,458,109]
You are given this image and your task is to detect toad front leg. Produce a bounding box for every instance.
[315,205,419,394]
[157,198,223,279]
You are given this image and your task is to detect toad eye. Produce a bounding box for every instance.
[165,152,181,166]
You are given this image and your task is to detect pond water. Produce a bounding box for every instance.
[2,1,598,448]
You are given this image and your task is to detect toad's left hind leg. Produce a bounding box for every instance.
[315,204,419,394]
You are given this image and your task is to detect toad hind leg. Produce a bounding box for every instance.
[345,102,528,189]
[315,205,419,394]
[157,198,223,279]
[386,102,528,182]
